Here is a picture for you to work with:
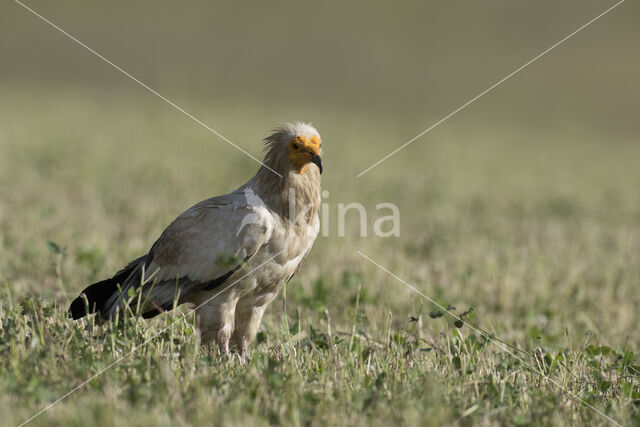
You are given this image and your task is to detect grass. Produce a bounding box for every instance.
[0,86,639,426]
[1,5,640,426]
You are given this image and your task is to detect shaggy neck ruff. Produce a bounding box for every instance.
[249,147,321,223]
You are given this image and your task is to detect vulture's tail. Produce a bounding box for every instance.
[68,255,148,320]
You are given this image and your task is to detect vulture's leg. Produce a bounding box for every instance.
[194,294,238,355]
[232,293,275,359]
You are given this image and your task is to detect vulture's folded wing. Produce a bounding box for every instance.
[104,191,273,318]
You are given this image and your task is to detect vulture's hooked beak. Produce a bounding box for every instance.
[311,154,323,174]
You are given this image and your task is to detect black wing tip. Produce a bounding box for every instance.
[68,294,91,320]
[68,301,84,320]
[68,255,150,321]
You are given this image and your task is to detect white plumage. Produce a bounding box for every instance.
[70,122,323,356]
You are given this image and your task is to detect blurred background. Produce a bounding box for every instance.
[1,0,639,342]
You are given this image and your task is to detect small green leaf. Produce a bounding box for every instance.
[627,365,640,376]
[46,241,61,254]
[288,320,300,335]
[598,346,613,355]
[452,356,462,370]
[599,381,611,392]
[553,353,565,365]
[585,344,598,355]
[622,351,635,366]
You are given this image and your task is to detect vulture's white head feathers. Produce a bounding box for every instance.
[263,122,322,175]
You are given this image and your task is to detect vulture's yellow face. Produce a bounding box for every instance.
[287,135,323,175]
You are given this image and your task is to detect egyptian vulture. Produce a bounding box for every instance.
[69,122,323,357]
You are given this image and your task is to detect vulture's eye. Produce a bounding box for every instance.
[292,143,299,150]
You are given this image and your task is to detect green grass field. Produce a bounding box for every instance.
[1,88,639,426]
[2,1,640,425]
